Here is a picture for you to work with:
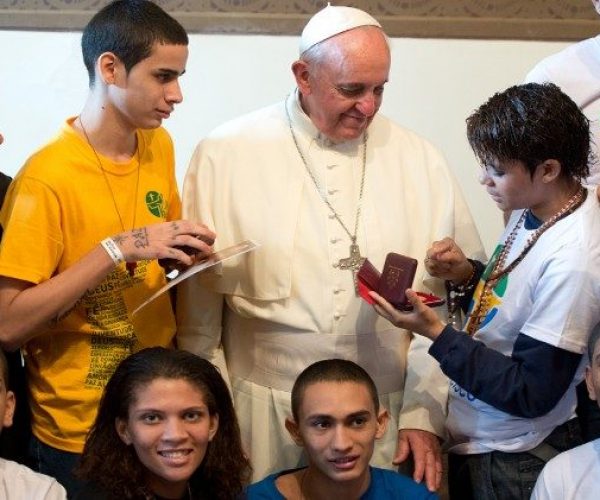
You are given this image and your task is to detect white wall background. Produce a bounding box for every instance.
[0,30,569,254]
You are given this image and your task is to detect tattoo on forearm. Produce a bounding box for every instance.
[132,227,149,249]
[113,234,128,246]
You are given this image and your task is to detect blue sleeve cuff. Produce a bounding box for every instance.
[429,324,465,361]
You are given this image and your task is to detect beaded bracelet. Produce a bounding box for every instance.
[447,259,478,295]
[445,259,479,327]
[101,237,125,266]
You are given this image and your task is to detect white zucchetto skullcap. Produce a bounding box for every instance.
[299,4,382,55]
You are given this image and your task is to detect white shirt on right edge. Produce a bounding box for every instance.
[531,438,600,500]
[525,34,600,185]
[0,458,66,500]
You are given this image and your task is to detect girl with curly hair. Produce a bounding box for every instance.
[76,347,251,499]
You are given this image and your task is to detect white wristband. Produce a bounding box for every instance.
[101,237,125,266]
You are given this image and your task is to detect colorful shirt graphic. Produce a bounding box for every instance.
[464,245,507,333]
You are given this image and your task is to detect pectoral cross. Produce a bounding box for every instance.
[338,242,366,295]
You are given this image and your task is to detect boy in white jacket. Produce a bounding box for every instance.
[532,322,600,500]
[0,350,66,499]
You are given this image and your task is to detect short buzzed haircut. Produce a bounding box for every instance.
[81,0,188,87]
[291,359,379,421]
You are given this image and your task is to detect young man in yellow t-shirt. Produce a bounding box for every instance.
[0,1,215,495]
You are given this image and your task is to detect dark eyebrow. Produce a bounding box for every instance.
[304,409,372,421]
[156,68,186,77]
[132,407,162,414]
[305,413,333,421]
[347,410,372,419]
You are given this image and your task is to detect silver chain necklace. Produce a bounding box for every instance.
[78,116,141,277]
[285,96,367,294]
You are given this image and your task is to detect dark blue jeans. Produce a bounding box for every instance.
[448,418,582,500]
[29,434,84,499]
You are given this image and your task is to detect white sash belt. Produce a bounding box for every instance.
[223,316,409,394]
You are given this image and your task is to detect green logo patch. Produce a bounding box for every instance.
[145,191,166,218]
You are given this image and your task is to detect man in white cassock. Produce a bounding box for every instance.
[177,5,484,490]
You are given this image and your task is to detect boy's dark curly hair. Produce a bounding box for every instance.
[467,82,592,182]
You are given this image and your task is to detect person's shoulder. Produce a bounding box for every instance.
[565,187,600,248]
[190,101,287,160]
[206,101,285,141]
[365,467,438,499]
[0,458,67,499]
[526,35,600,82]
[545,35,599,63]
[545,438,600,470]
[371,114,441,151]
[533,439,600,499]
[369,114,449,174]
[246,469,296,499]
[19,119,80,176]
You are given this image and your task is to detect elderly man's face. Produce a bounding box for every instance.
[297,27,390,142]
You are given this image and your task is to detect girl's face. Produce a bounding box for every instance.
[478,159,538,212]
[116,377,218,498]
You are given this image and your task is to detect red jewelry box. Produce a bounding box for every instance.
[357,253,444,311]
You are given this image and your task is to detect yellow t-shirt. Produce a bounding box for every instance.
[0,118,182,452]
